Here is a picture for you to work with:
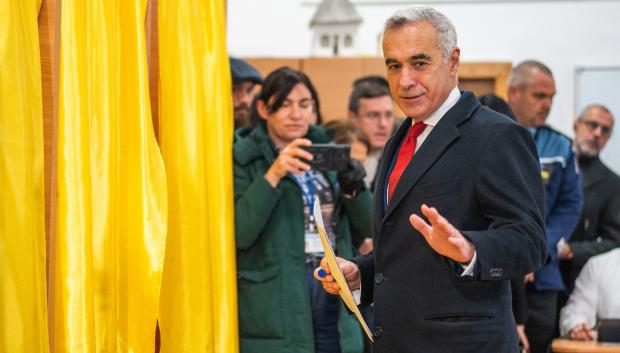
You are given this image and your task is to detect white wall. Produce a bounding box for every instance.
[227,0,620,136]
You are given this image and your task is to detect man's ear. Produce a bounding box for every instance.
[507,85,519,103]
[449,47,460,76]
[256,100,269,121]
[573,119,579,133]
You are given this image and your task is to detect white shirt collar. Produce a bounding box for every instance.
[412,86,461,127]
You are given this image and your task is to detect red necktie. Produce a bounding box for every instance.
[387,122,427,202]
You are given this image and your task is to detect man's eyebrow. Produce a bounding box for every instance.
[385,58,399,66]
[410,53,431,60]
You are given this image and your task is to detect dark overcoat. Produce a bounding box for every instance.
[353,92,547,353]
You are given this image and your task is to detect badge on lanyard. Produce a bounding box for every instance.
[305,213,323,254]
[295,171,324,254]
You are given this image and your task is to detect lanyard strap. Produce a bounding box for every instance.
[293,171,316,207]
[293,171,318,229]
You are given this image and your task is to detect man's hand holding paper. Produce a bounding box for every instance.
[312,198,374,341]
[313,257,360,295]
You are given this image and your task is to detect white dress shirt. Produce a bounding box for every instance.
[560,248,620,337]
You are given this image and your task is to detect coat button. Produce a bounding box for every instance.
[490,268,503,278]
[374,273,384,284]
[372,326,383,338]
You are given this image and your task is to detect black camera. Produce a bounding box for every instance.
[302,144,350,171]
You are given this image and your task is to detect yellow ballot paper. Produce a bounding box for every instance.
[313,198,374,342]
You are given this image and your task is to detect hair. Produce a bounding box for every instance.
[508,60,554,89]
[323,119,371,152]
[353,75,390,90]
[478,93,515,120]
[577,104,613,121]
[348,81,391,114]
[305,77,323,125]
[257,67,319,118]
[384,6,457,61]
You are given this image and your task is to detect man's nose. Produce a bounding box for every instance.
[592,125,604,138]
[541,97,553,111]
[238,91,253,106]
[399,66,417,88]
[377,115,391,127]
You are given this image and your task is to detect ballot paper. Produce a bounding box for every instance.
[313,198,374,342]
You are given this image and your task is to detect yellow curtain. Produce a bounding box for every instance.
[51,0,167,352]
[157,0,237,352]
[0,0,49,352]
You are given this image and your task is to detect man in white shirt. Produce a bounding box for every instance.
[560,248,620,340]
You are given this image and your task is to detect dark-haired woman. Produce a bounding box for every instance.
[233,67,371,353]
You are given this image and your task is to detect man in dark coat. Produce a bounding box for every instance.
[560,104,620,292]
[314,6,547,353]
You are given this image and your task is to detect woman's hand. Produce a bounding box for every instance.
[264,138,313,187]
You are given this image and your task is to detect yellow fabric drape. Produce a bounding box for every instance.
[0,0,49,352]
[51,0,167,352]
[157,0,237,352]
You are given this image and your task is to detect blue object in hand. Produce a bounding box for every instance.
[317,269,327,278]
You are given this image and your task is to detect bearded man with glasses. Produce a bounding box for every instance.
[560,104,620,296]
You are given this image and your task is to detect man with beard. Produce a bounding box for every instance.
[508,60,583,353]
[230,57,262,129]
[560,105,620,293]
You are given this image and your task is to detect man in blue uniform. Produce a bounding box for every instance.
[508,60,583,353]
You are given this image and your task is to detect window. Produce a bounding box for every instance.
[320,34,329,48]
[344,34,353,48]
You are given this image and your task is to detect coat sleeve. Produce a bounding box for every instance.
[234,162,282,250]
[545,149,583,261]
[462,123,548,280]
[351,252,375,307]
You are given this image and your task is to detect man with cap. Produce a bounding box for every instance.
[230,57,263,129]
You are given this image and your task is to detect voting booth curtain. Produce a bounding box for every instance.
[0,0,237,352]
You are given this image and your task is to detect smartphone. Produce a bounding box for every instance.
[302,144,350,171]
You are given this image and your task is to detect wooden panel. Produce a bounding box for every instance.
[459,62,512,100]
[304,57,367,121]
[244,58,302,78]
[361,57,387,77]
[460,78,495,98]
[551,338,620,353]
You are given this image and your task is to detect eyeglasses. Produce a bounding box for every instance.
[580,120,612,137]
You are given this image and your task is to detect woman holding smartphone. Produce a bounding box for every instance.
[233,67,371,353]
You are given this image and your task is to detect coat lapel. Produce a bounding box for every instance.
[379,92,480,225]
[383,122,459,221]
[372,118,412,230]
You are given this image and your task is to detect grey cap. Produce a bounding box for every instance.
[230,57,263,85]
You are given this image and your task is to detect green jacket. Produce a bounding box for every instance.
[233,123,372,353]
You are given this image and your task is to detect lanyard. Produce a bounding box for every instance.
[293,171,317,230]
[293,171,316,207]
